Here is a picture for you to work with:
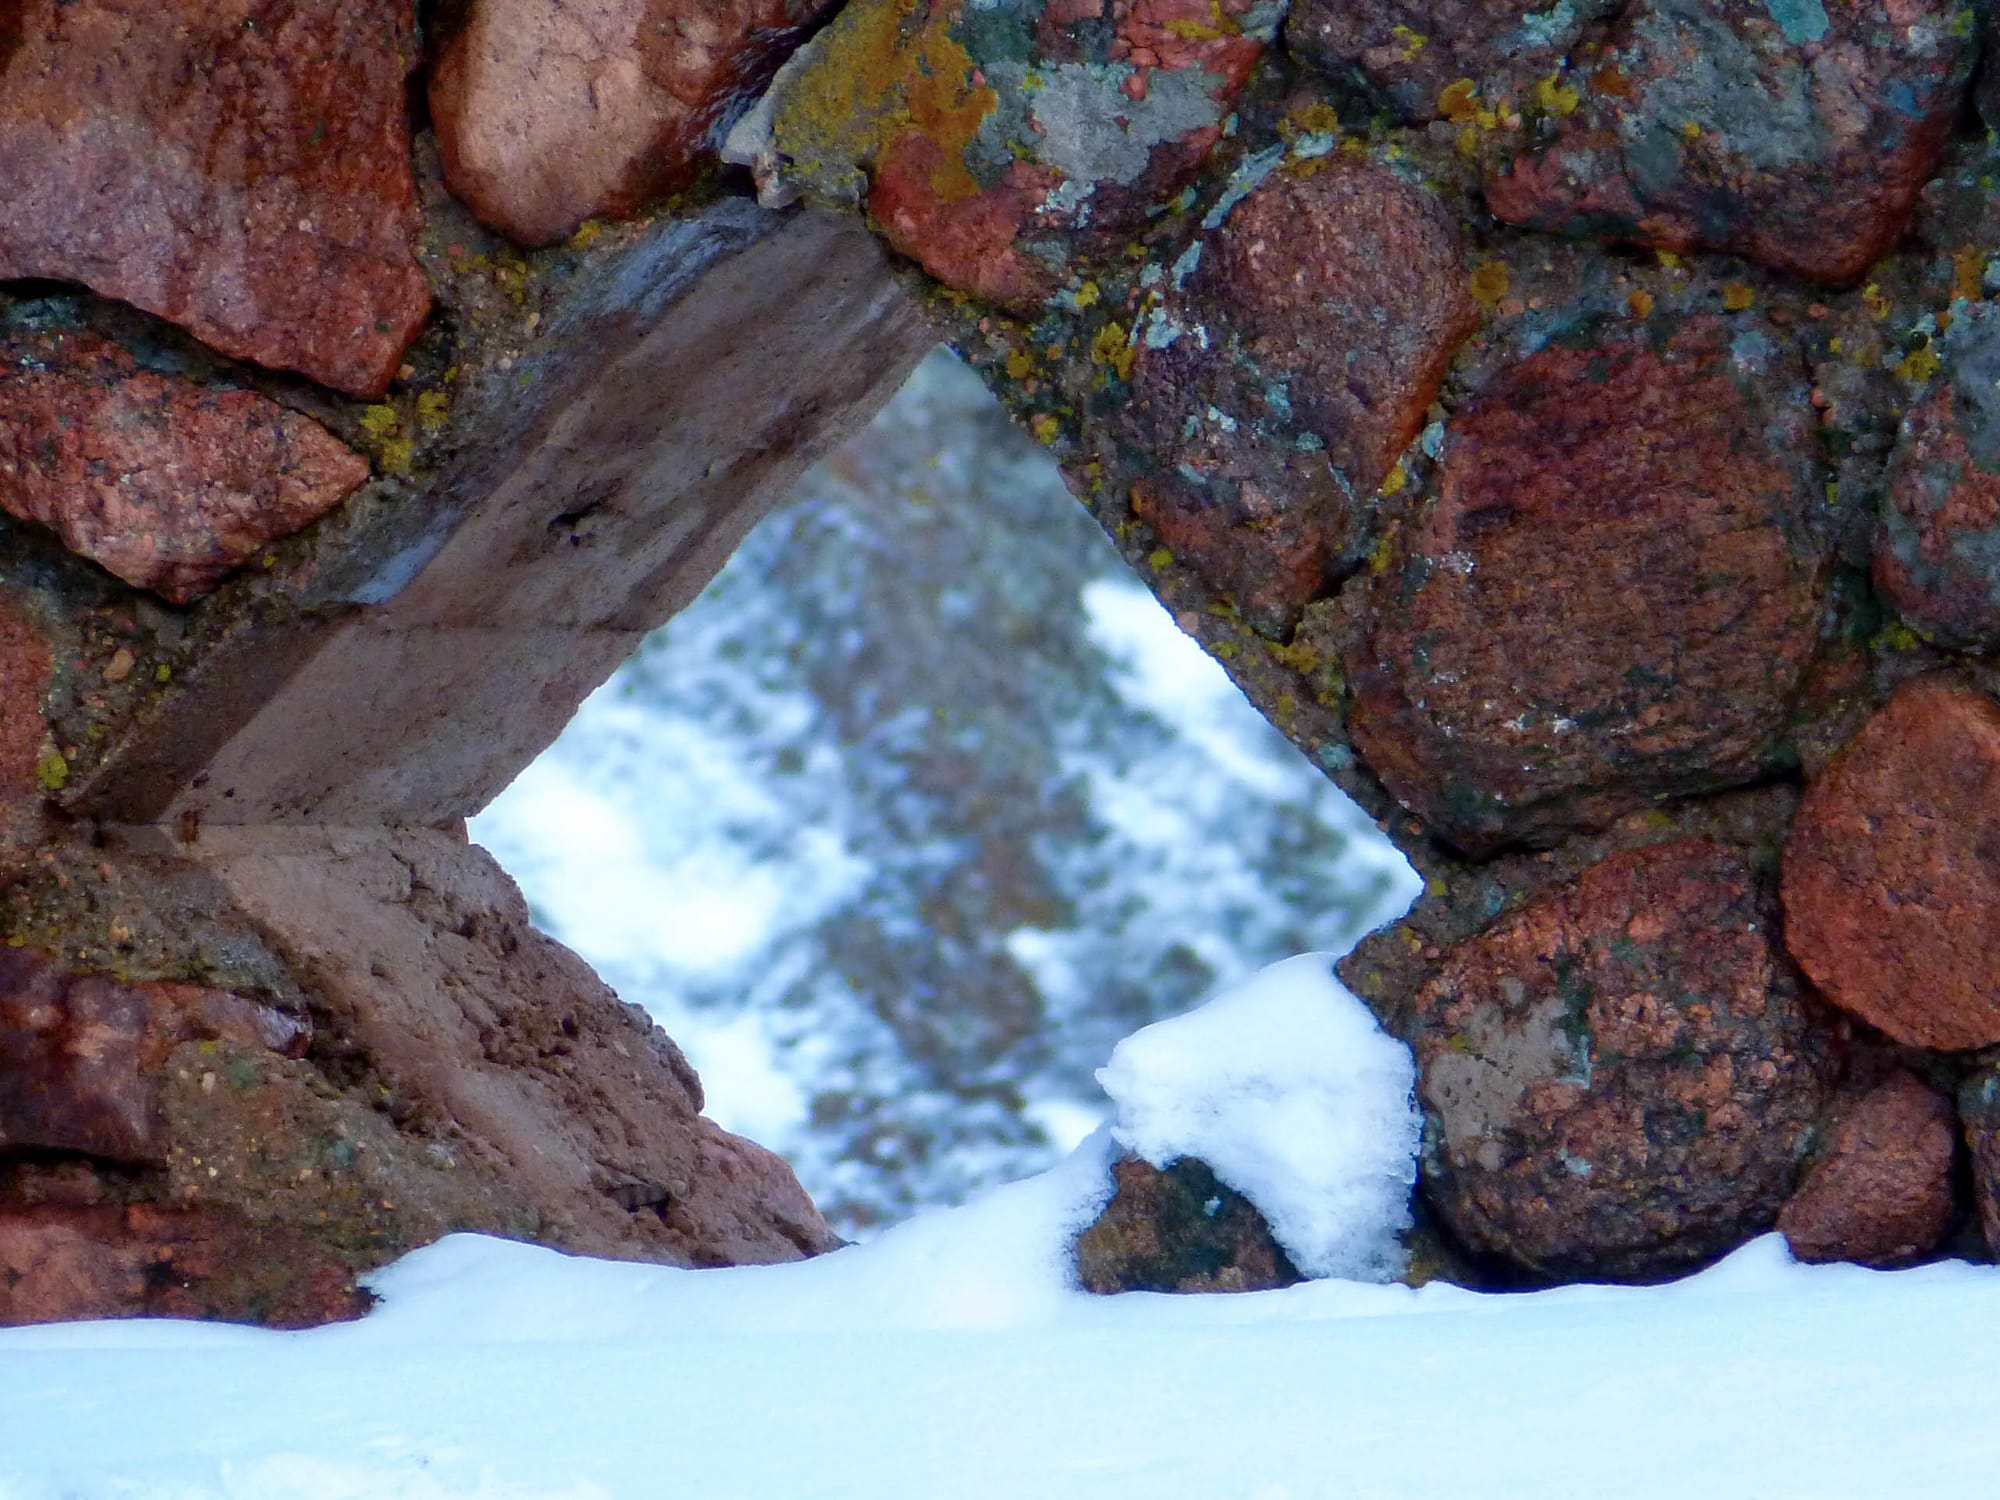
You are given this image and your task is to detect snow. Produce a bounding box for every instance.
[1097,954,1421,1280]
[7,956,2000,1498]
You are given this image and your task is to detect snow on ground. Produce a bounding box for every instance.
[6,955,2000,1500]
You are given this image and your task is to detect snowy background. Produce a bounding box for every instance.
[470,348,1416,1233]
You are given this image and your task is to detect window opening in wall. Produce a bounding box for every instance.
[470,347,1418,1237]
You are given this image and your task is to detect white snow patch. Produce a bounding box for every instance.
[1096,953,1421,1279]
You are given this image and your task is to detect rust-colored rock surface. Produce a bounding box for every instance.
[1876,305,2000,650]
[0,591,51,862]
[0,0,430,397]
[1074,1156,1303,1294]
[432,0,835,247]
[0,332,369,602]
[168,825,841,1269]
[1119,159,1476,632]
[0,1204,367,1327]
[1782,677,2000,1051]
[1347,317,1825,852]
[1411,840,1835,1279]
[749,0,1277,311]
[0,945,307,1163]
[1483,0,1974,284]
[1777,1070,1958,1267]
[1286,0,1616,122]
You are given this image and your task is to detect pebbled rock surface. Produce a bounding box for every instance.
[0,331,369,602]
[1410,840,1835,1280]
[748,0,1280,310]
[1117,157,1477,634]
[431,0,837,247]
[1346,317,1825,853]
[0,946,307,1163]
[1777,1069,1958,1267]
[1876,303,2000,650]
[1074,1155,1303,1294]
[1286,0,1619,123]
[0,0,430,397]
[0,1202,368,1328]
[1782,676,2000,1051]
[0,591,51,868]
[1484,0,1977,284]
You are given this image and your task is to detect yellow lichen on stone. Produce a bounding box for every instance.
[1005,348,1035,380]
[1861,283,1890,320]
[414,392,451,431]
[1391,24,1426,59]
[1469,261,1510,309]
[35,752,67,793]
[1627,288,1654,318]
[1896,340,1940,384]
[1379,462,1408,497]
[1091,323,1137,382]
[770,0,998,205]
[1721,282,1754,311]
[1031,414,1061,444]
[1534,73,1579,117]
[1953,245,1987,304]
[1438,79,1479,124]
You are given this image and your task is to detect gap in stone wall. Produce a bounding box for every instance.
[470,347,1419,1236]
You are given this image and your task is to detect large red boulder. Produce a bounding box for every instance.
[1412,840,1836,1279]
[1347,317,1825,852]
[0,0,430,397]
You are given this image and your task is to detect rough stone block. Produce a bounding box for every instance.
[1347,317,1825,852]
[1118,158,1475,633]
[1782,676,2000,1051]
[1876,304,2000,650]
[1777,1070,1958,1267]
[0,331,368,602]
[431,0,838,247]
[0,0,430,397]
[1412,840,1835,1280]
[1074,1155,1302,1294]
[1484,0,1975,283]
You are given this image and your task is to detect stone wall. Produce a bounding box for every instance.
[5,0,2000,1323]
[742,0,2000,1280]
[0,0,929,1323]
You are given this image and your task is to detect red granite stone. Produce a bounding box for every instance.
[432,0,838,247]
[1117,159,1476,632]
[1074,1156,1303,1294]
[1782,677,2000,1052]
[0,0,430,397]
[1777,1070,1958,1267]
[1287,0,1617,122]
[1876,306,2000,650]
[760,0,1277,312]
[0,1204,367,1326]
[1412,840,1836,1279]
[0,946,310,1164]
[1347,317,1825,852]
[0,332,369,602]
[1484,0,1974,284]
